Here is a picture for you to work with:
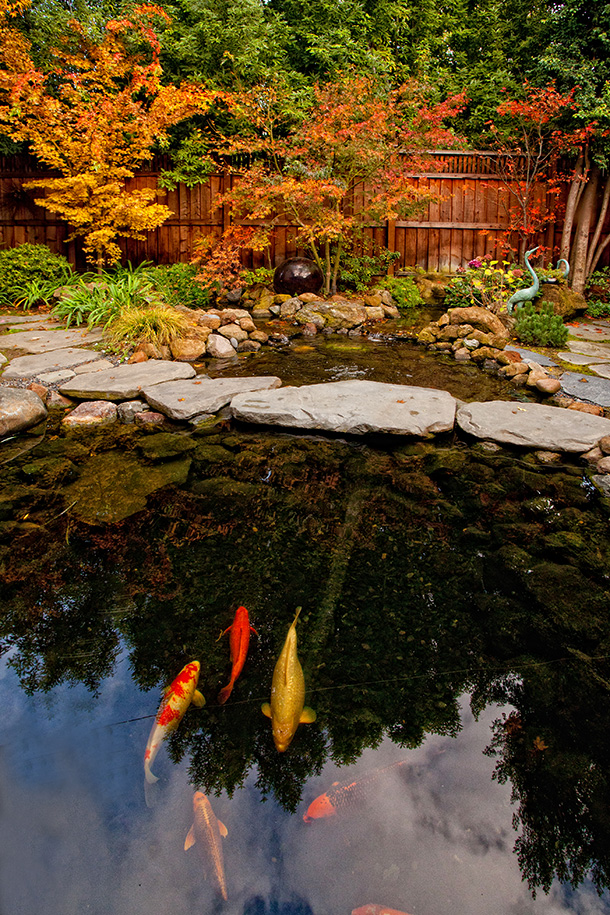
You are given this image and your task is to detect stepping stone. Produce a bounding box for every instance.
[560,371,610,407]
[58,360,196,400]
[38,369,76,384]
[556,351,605,365]
[0,314,61,326]
[565,319,610,341]
[1,347,104,379]
[230,380,457,436]
[565,340,610,359]
[589,364,610,380]
[457,400,610,452]
[143,375,283,421]
[0,327,103,353]
[505,346,558,367]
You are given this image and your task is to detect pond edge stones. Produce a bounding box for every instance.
[230,380,457,436]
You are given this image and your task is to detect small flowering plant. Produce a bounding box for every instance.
[444,254,528,312]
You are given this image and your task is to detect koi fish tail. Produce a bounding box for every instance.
[217,679,235,705]
[144,764,159,785]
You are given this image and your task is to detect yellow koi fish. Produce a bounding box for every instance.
[262,607,316,751]
[144,661,205,784]
[185,791,229,901]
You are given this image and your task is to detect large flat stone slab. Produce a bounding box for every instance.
[560,371,610,407]
[0,384,47,436]
[0,327,103,352]
[1,347,104,379]
[505,346,557,367]
[230,380,457,436]
[58,360,196,401]
[143,375,283,421]
[566,319,610,341]
[457,400,610,452]
[565,340,610,359]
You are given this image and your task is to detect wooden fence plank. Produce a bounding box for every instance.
[0,152,603,274]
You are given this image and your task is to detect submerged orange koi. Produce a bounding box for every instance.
[144,661,205,785]
[185,791,229,901]
[352,905,413,915]
[303,760,410,822]
[217,605,257,705]
[262,607,316,752]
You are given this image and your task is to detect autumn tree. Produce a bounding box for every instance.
[0,1,214,270]
[479,83,593,263]
[216,75,465,295]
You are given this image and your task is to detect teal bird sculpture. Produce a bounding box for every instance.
[557,258,569,280]
[507,246,540,314]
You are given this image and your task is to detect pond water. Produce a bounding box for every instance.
[2,331,610,915]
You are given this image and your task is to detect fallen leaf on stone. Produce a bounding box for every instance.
[396,399,405,403]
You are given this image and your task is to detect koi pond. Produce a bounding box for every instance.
[1,333,610,915]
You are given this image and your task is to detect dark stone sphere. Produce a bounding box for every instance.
[273,257,324,296]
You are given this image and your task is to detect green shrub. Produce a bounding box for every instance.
[444,256,528,310]
[146,263,212,310]
[339,248,400,293]
[239,266,275,287]
[514,301,568,347]
[585,267,610,316]
[384,276,424,310]
[0,244,73,307]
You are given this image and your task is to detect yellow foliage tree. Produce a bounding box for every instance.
[0,2,214,270]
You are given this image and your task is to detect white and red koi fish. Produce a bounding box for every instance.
[185,791,229,901]
[303,760,410,823]
[144,661,205,785]
[217,605,257,705]
[262,607,316,752]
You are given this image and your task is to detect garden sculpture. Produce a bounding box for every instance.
[506,246,540,314]
[557,257,570,280]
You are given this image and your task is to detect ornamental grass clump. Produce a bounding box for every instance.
[105,305,190,351]
[514,301,568,347]
[444,255,527,312]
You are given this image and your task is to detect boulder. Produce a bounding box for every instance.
[62,401,118,428]
[537,282,587,319]
[0,385,47,435]
[448,306,508,340]
[206,334,237,358]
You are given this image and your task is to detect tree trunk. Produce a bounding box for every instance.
[586,173,610,277]
[560,151,587,262]
[570,165,601,294]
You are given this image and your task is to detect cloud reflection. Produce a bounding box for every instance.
[1,675,609,915]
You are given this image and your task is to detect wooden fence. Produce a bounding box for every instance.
[0,151,576,273]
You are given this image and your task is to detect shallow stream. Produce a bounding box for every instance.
[1,331,610,915]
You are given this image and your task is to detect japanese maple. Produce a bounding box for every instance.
[0,2,214,270]
[217,76,466,295]
[482,82,594,262]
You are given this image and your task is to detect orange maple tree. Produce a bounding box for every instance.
[482,83,595,262]
[215,75,466,295]
[0,2,214,270]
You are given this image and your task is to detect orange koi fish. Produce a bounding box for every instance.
[217,605,258,705]
[144,661,205,785]
[352,906,413,915]
[262,607,316,752]
[185,791,229,901]
[303,760,409,822]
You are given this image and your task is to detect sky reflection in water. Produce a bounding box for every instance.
[1,644,608,915]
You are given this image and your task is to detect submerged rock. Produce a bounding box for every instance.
[63,451,191,523]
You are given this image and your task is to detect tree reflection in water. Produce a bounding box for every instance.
[1,424,610,898]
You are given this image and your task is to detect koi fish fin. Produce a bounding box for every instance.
[250,626,259,637]
[184,825,196,851]
[144,778,158,809]
[216,626,231,642]
[218,683,234,705]
[191,690,206,708]
[291,606,302,627]
[300,707,316,724]
[261,702,272,718]
[217,819,228,838]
